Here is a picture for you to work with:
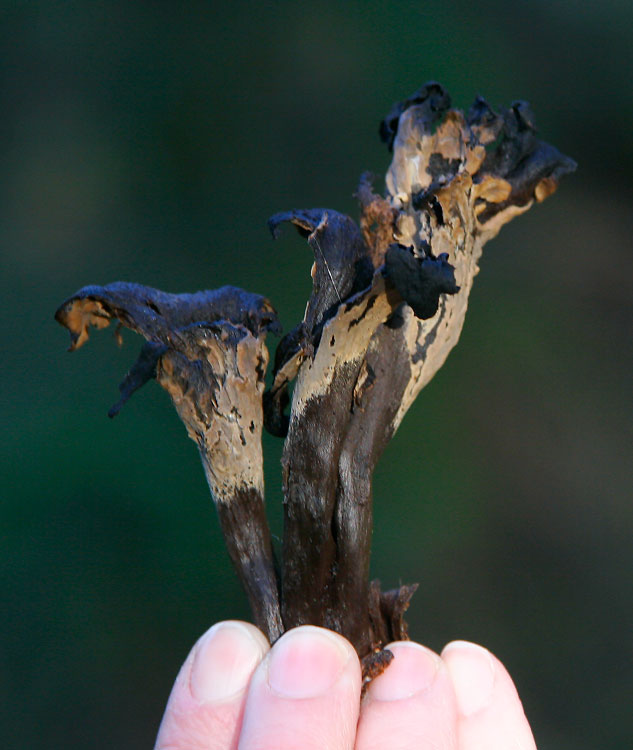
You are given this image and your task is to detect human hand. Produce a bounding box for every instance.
[155,621,537,749]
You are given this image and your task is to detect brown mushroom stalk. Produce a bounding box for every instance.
[54,283,283,641]
[264,82,575,658]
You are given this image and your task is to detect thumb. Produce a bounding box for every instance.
[155,621,269,750]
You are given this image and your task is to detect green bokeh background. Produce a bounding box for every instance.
[2,1,632,747]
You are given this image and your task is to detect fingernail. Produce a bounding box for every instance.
[267,626,350,699]
[443,641,496,716]
[190,622,266,703]
[368,642,440,701]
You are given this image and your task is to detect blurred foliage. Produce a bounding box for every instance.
[1,1,632,747]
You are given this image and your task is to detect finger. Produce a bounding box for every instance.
[237,625,362,750]
[441,641,537,750]
[356,641,458,750]
[155,620,269,750]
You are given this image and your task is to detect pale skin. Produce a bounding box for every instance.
[155,622,537,750]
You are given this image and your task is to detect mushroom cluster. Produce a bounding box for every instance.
[55,83,575,678]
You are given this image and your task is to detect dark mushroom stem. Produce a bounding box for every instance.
[266,209,388,641]
[211,484,282,640]
[264,82,576,656]
[54,283,283,641]
[155,323,283,641]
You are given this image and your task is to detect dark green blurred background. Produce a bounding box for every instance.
[2,1,632,747]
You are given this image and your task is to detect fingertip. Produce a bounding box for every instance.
[238,626,362,750]
[442,640,537,750]
[266,625,358,699]
[155,621,269,750]
[441,640,496,716]
[366,641,442,701]
[357,641,458,750]
[189,621,269,703]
